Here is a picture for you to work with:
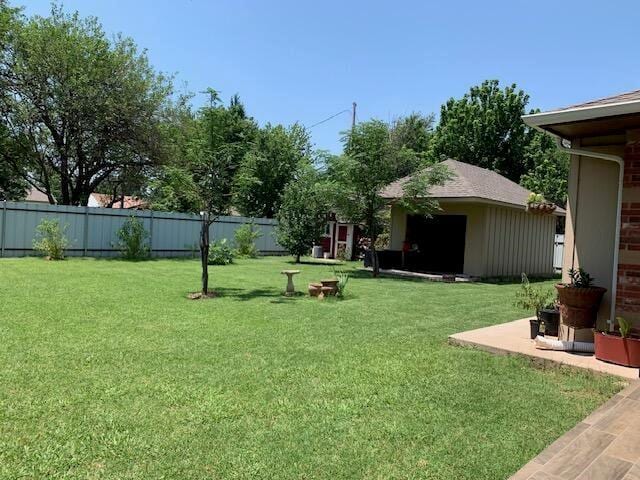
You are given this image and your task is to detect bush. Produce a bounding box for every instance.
[208,238,234,265]
[334,269,350,299]
[234,223,261,258]
[33,218,68,260]
[514,273,554,315]
[116,216,149,260]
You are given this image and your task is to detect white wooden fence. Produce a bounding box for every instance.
[0,201,284,258]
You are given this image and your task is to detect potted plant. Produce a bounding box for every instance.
[539,300,560,337]
[526,193,557,215]
[595,317,640,367]
[555,268,607,329]
[515,274,555,339]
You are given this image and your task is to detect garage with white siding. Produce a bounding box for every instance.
[380,159,564,278]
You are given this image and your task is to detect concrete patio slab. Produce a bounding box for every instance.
[449,317,639,380]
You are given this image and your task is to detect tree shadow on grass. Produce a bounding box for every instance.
[211,287,281,301]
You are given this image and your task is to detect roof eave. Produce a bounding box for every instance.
[523,100,640,131]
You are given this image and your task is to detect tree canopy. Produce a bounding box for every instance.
[233,123,312,218]
[0,3,172,205]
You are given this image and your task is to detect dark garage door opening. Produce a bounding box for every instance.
[405,214,467,274]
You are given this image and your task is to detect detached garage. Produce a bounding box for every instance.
[379,159,564,278]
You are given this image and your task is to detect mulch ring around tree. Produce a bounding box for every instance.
[187,291,218,300]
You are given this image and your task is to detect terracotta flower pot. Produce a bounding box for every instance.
[555,284,606,328]
[320,279,338,295]
[308,283,322,297]
[595,332,640,368]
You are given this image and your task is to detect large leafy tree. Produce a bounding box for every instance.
[520,130,569,207]
[330,120,450,277]
[429,80,531,182]
[276,166,328,263]
[233,123,312,218]
[0,3,172,205]
[389,112,435,178]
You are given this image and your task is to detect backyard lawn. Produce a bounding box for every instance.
[0,256,626,479]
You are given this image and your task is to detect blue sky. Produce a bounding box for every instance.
[22,0,640,153]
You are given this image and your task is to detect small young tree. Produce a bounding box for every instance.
[330,120,450,277]
[276,167,328,263]
[185,90,254,297]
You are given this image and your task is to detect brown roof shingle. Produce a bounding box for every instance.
[557,89,640,111]
[381,159,563,212]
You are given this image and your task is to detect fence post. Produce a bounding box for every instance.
[0,201,6,258]
[149,211,154,258]
[83,206,89,257]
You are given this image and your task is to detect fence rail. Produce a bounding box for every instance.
[0,201,284,258]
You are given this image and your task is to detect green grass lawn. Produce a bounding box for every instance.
[0,256,625,479]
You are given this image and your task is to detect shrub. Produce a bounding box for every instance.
[334,269,350,299]
[116,216,149,260]
[208,238,234,265]
[33,218,68,260]
[514,273,554,315]
[234,223,261,258]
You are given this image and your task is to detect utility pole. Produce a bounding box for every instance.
[351,102,357,130]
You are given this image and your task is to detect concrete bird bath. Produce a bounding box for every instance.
[281,270,301,296]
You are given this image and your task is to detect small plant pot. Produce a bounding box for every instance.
[539,308,560,337]
[526,202,557,215]
[555,284,606,328]
[308,283,322,297]
[320,279,338,295]
[595,332,640,368]
[529,318,541,339]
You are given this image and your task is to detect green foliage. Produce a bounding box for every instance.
[116,216,149,260]
[568,268,595,288]
[527,193,546,204]
[333,269,350,298]
[389,113,435,178]
[520,131,569,207]
[207,238,234,265]
[234,223,260,258]
[234,123,312,218]
[617,317,633,338]
[429,80,531,181]
[276,166,328,263]
[514,274,555,314]
[0,3,172,205]
[32,218,68,259]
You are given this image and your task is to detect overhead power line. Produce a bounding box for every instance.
[306,109,350,129]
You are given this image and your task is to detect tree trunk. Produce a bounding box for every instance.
[371,244,379,277]
[200,214,210,296]
[295,253,301,263]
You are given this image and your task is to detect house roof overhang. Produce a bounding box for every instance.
[388,196,566,216]
[523,99,640,139]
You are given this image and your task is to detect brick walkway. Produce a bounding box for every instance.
[510,381,640,479]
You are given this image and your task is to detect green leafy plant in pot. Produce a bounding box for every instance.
[515,274,555,339]
[555,268,607,329]
[594,317,640,368]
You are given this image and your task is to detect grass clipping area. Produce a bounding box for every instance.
[0,256,625,479]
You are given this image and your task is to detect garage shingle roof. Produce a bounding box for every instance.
[381,159,562,211]
[557,89,640,111]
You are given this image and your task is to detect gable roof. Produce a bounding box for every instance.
[557,89,640,111]
[381,159,564,213]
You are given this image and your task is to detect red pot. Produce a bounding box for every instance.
[555,284,606,328]
[594,332,640,368]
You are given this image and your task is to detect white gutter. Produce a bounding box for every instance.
[551,134,623,331]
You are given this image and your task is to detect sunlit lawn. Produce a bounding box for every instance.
[0,256,625,479]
